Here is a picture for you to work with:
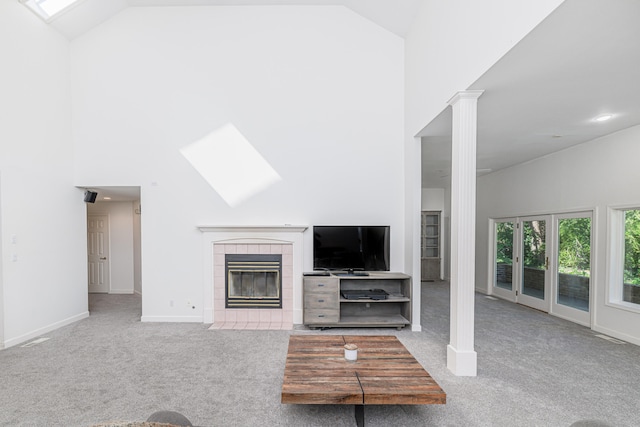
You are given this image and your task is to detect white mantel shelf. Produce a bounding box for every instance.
[197,225,308,233]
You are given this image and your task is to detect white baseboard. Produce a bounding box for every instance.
[109,289,135,294]
[592,324,640,346]
[141,315,203,323]
[3,311,90,349]
[203,308,213,324]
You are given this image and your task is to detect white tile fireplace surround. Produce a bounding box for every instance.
[199,225,307,330]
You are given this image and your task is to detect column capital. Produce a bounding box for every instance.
[447,90,484,106]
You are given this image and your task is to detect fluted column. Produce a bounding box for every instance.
[447,90,483,376]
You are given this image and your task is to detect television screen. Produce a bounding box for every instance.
[313,226,390,271]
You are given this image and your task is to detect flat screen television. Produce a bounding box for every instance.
[313,226,390,272]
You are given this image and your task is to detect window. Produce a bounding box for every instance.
[623,210,640,305]
[608,207,640,310]
[20,0,81,22]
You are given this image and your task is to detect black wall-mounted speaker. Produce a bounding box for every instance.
[84,191,98,203]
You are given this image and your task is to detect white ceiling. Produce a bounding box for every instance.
[420,0,640,187]
[50,0,422,39]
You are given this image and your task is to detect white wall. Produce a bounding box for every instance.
[477,124,640,345]
[87,201,136,294]
[0,2,88,347]
[71,6,405,321]
[421,188,444,211]
[0,173,4,347]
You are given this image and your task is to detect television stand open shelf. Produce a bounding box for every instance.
[303,272,411,330]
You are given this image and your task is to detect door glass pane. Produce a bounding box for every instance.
[522,220,546,299]
[557,217,590,311]
[495,222,514,290]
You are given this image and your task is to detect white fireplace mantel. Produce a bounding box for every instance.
[197,225,308,233]
[199,225,308,325]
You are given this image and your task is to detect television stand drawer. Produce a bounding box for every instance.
[304,309,339,324]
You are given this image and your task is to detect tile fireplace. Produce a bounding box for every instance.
[199,225,307,330]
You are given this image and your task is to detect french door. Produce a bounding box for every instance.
[492,216,549,311]
[491,213,592,326]
[517,216,550,311]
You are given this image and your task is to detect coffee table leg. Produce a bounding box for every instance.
[354,405,364,427]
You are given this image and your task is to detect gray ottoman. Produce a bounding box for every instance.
[146,411,193,427]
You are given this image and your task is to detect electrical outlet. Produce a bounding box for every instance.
[169,300,174,307]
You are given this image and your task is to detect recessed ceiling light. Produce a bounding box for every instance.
[594,114,613,122]
[103,197,112,200]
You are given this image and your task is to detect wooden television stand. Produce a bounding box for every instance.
[303,271,411,329]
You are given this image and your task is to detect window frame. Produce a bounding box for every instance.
[606,205,640,313]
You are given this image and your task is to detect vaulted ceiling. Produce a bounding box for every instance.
[48,0,422,40]
[39,0,640,196]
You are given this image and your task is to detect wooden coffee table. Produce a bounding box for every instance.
[281,335,445,426]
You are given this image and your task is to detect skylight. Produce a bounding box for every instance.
[20,0,81,22]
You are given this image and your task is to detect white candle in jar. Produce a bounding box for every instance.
[344,343,358,361]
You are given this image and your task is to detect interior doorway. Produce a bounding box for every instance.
[84,186,141,296]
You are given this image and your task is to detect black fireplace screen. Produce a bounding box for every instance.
[225,254,282,308]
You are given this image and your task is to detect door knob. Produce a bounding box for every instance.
[100,257,107,260]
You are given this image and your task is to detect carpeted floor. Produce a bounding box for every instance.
[0,282,638,426]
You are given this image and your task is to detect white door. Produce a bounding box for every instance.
[88,215,110,293]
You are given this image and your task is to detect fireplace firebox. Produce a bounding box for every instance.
[225,254,282,308]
